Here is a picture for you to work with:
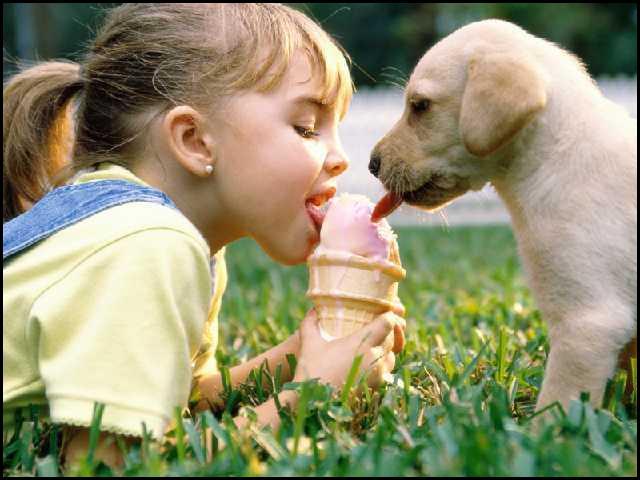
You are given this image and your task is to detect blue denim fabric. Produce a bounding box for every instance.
[3,180,178,262]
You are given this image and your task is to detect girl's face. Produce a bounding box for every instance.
[210,52,349,264]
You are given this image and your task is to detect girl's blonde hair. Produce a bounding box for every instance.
[3,3,354,222]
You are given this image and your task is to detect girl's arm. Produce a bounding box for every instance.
[194,332,300,412]
[232,310,404,431]
[232,389,299,431]
[196,310,404,433]
[63,311,403,467]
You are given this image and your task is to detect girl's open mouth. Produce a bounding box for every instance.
[305,188,335,233]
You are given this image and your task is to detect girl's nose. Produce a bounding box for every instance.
[324,150,349,177]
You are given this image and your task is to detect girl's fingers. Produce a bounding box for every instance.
[299,308,320,340]
[385,351,396,371]
[365,350,395,388]
[383,351,396,384]
[354,312,396,349]
[390,314,406,353]
[375,313,406,354]
[390,293,406,317]
[392,322,405,354]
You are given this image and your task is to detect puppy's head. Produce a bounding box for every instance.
[370,19,548,212]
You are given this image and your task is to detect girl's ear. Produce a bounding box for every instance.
[162,106,216,177]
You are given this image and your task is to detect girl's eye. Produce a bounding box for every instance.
[294,126,320,139]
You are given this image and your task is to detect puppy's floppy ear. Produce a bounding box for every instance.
[460,52,547,157]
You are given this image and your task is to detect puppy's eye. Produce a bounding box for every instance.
[410,98,430,114]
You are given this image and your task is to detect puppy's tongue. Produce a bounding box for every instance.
[371,192,403,222]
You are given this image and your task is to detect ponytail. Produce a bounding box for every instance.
[3,61,84,222]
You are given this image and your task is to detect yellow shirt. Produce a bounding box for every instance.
[3,163,227,440]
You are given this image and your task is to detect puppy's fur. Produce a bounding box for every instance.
[371,19,637,412]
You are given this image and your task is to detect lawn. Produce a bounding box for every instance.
[4,225,637,476]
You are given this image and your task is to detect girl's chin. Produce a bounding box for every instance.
[256,231,316,265]
[281,236,318,265]
[264,246,308,266]
[252,213,320,265]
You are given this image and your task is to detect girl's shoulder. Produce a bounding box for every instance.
[56,200,210,261]
[4,201,213,326]
[66,162,211,257]
[3,201,210,289]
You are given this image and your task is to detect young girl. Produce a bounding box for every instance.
[3,3,405,470]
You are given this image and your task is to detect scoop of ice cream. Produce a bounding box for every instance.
[315,193,396,260]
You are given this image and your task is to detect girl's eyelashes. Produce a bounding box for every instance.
[294,125,320,139]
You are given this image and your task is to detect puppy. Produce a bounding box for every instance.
[370,19,637,413]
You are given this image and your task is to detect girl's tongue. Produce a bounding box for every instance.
[306,201,327,232]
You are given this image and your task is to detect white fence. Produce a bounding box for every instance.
[337,77,637,227]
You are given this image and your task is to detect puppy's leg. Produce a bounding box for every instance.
[536,307,636,413]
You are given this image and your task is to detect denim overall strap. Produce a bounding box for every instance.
[3,180,178,262]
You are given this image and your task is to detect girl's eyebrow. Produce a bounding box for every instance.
[292,95,326,109]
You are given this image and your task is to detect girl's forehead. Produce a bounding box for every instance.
[286,52,320,88]
[290,49,352,118]
[259,51,327,98]
[248,41,352,118]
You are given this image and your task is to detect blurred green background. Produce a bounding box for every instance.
[3,3,637,86]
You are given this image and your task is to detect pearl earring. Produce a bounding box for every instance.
[205,164,213,175]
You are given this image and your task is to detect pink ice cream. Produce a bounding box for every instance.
[307,193,404,341]
[314,193,396,260]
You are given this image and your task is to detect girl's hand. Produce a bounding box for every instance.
[293,309,406,389]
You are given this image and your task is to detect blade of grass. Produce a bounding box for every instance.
[35,454,59,477]
[402,366,412,409]
[586,406,621,469]
[631,357,637,410]
[274,363,283,394]
[496,326,507,385]
[86,402,105,466]
[19,421,34,472]
[286,353,298,376]
[454,342,488,387]
[29,405,42,444]
[340,354,364,407]
[293,381,313,456]
[182,417,204,465]
[141,422,150,463]
[523,400,565,425]
[221,365,232,396]
[49,424,59,462]
[174,407,186,464]
[422,360,450,385]
[203,411,231,450]
[249,425,286,460]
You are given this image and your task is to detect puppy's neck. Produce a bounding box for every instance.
[489,67,633,229]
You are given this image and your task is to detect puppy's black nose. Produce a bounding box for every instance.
[369,153,381,177]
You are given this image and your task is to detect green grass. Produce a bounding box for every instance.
[4,225,637,476]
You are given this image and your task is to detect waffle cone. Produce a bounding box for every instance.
[307,241,405,339]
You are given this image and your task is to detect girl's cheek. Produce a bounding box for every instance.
[305,140,328,167]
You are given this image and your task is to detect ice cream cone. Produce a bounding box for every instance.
[306,240,405,339]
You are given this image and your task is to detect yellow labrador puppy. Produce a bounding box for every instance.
[370,19,637,413]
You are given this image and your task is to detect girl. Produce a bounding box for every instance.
[3,3,405,470]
